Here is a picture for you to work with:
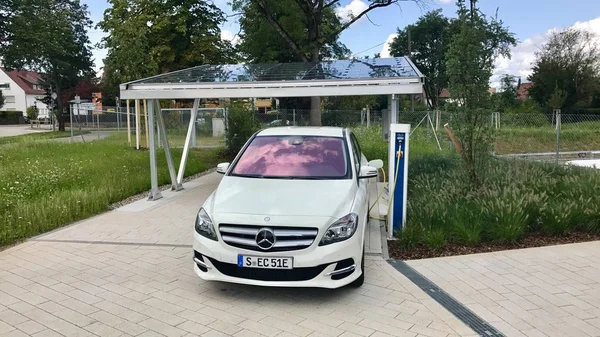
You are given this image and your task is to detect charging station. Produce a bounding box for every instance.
[387,124,410,236]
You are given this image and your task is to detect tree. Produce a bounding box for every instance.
[446,0,515,186]
[0,90,4,110]
[389,9,455,109]
[233,0,424,126]
[498,74,518,112]
[98,0,235,104]
[0,0,95,131]
[528,28,600,113]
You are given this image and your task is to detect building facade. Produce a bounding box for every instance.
[0,68,49,118]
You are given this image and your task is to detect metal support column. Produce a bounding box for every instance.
[126,100,131,146]
[147,100,162,201]
[390,94,398,124]
[155,100,179,191]
[176,99,200,188]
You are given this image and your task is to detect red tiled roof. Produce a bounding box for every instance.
[2,69,45,95]
[439,88,451,98]
[517,82,533,100]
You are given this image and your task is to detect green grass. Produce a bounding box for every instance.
[0,130,90,145]
[396,152,600,250]
[354,126,600,250]
[0,133,224,247]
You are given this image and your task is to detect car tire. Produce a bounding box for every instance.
[350,249,365,288]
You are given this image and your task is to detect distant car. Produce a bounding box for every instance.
[268,119,289,127]
[193,127,383,288]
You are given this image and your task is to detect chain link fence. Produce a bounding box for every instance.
[47,105,600,162]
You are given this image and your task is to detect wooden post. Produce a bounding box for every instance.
[444,123,464,154]
[126,99,131,146]
[144,99,150,148]
[135,99,141,149]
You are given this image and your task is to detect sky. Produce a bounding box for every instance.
[84,0,600,87]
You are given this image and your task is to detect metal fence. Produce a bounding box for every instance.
[44,105,600,161]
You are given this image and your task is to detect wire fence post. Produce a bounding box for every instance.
[97,113,100,139]
[555,109,561,163]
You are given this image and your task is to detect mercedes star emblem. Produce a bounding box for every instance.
[255,228,276,250]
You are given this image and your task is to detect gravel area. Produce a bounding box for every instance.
[108,168,217,210]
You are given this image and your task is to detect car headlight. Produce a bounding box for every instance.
[195,208,217,241]
[319,213,358,246]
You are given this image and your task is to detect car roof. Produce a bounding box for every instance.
[256,126,345,137]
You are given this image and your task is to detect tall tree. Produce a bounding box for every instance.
[389,9,455,109]
[498,74,518,112]
[98,0,235,104]
[0,90,4,110]
[446,0,515,186]
[233,0,423,126]
[0,0,94,131]
[528,28,600,113]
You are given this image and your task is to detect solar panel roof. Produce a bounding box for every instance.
[130,57,422,85]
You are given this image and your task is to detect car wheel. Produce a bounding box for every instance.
[350,249,365,288]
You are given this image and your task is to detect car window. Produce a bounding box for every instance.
[349,132,362,174]
[230,135,350,179]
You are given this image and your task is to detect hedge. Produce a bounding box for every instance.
[0,111,24,125]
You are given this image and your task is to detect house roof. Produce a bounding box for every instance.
[518,82,533,100]
[439,88,451,98]
[2,69,45,95]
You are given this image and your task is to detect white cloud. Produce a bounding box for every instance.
[379,33,398,58]
[336,0,369,23]
[221,30,241,45]
[492,16,600,88]
[438,0,454,4]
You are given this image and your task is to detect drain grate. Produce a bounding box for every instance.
[389,260,505,337]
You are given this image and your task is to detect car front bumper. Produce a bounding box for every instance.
[192,231,363,289]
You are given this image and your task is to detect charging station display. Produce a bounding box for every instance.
[388,124,410,236]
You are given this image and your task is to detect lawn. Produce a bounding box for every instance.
[0,132,224,247]
[0,130,90,145]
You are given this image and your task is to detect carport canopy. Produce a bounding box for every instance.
[119,56,424,200]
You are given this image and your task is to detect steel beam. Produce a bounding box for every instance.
[147,100,162,201]
[176,98,200,187]
[155,99,180,191]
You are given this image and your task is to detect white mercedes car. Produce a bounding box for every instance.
[193,127,382,288]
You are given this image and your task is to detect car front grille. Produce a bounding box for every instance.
[219,224,318,252]
[206,256,328,281]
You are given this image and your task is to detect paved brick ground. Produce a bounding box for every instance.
[409,242,600,337]
[0,173,475,337]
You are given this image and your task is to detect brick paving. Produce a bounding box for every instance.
[409,242,600,337]
[0,173,474,337]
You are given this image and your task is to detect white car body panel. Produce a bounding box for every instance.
[193,127,373,289]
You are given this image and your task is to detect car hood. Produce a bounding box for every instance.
[207,176,355,218]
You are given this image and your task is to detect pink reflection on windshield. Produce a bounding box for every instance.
[232,136,347,177]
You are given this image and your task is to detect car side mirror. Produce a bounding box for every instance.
[367,159,384,169]
[358,165,378,179]
[216,162,230,174]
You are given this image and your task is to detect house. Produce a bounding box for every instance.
[517,82,533,100]
[0,68,49,118]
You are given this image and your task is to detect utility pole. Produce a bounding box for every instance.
[408,28,415,113]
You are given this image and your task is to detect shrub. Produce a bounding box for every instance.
[397,224,422,249]
[0,110,23,125]
[446,202,483,245]
[26,106,38,120]
[423,229,446,250]
[481,196,528,244]
[224,103,260,157]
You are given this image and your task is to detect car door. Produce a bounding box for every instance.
[349,132,369,228]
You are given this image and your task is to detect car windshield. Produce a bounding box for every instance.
[230,135,349,179]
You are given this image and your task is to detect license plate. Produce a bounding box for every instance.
[238,255,293,269]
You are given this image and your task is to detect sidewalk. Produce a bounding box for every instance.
[0,172,475,337]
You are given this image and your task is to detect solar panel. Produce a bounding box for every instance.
[132,57,420,84]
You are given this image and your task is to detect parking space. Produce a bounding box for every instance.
[409,242,600,337]
[0,173,475,337]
